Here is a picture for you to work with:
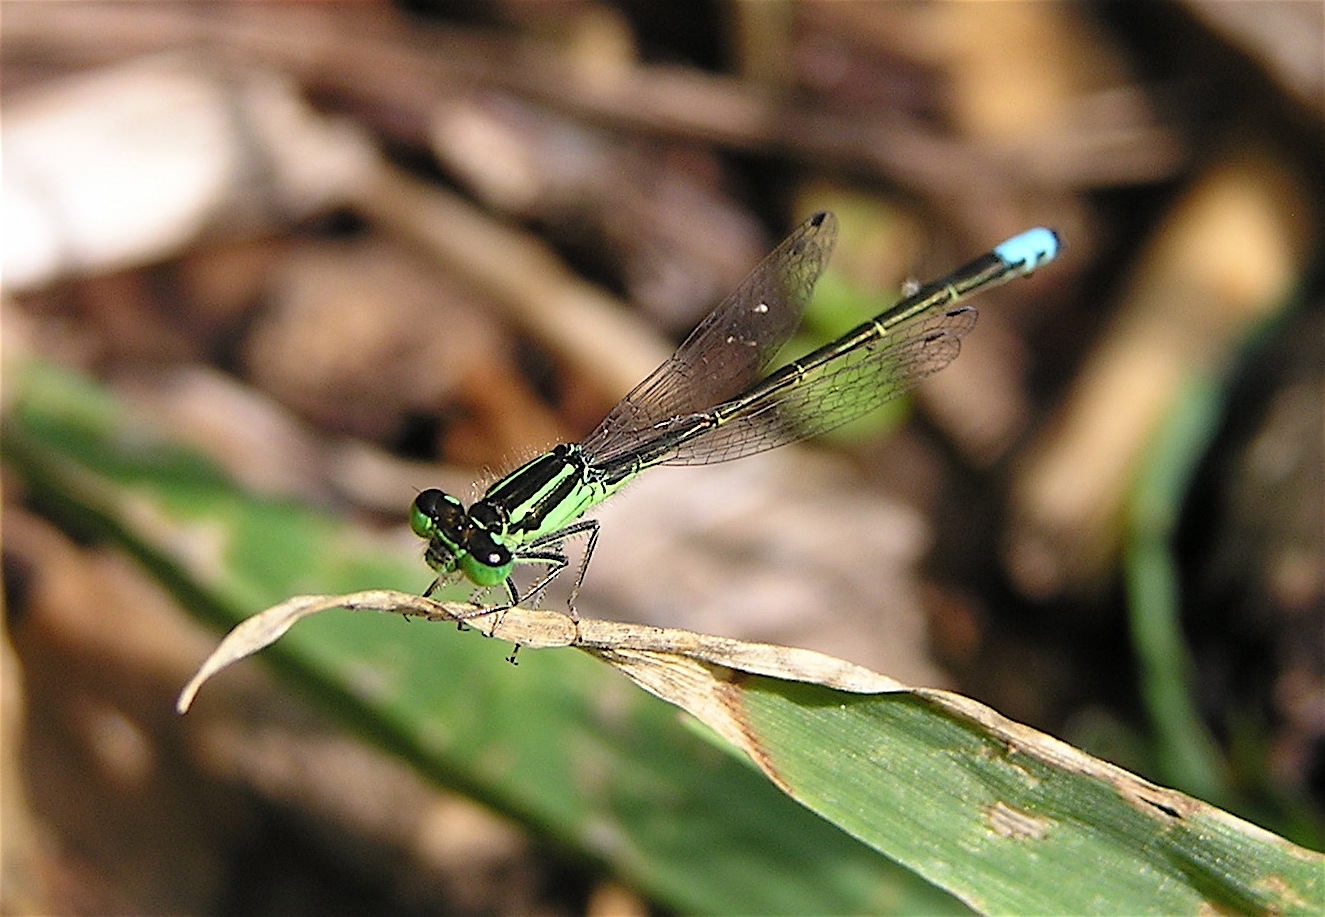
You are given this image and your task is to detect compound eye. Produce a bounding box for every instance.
[410,489,464,539]
[468,529,512,569]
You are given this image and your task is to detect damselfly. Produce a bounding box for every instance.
[411,212,1058,611]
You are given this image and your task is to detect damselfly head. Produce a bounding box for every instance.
[411,490,515,586]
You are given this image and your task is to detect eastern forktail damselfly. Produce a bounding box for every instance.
[411,212,1058,610]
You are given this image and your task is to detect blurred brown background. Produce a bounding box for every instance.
[3,2,1321,914]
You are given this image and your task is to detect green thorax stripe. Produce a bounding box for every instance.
[481,443,628,541]
[481,444,582,533]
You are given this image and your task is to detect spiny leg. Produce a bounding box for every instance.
[450,547,569,633]
[419,570,478,630]
[566,520,600,614]
[497,535,586,663]
[527,519,600,617]
[450,520,600,659]
[497,556,565,666]
[450,583,516,621]
[457,549,570,617]
[512,550,571,607]
[496,546,575,665]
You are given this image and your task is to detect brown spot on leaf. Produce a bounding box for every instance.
[983,801,1052,840]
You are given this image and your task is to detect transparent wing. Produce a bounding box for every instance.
[650,304,979,466]
[580,211,838,466]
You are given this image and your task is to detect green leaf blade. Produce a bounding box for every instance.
[736,678,1323,915]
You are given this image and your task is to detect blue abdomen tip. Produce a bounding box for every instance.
[995,227,1059,272]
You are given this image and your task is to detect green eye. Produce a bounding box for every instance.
[410,490,464,542]
[408,501,434,539]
